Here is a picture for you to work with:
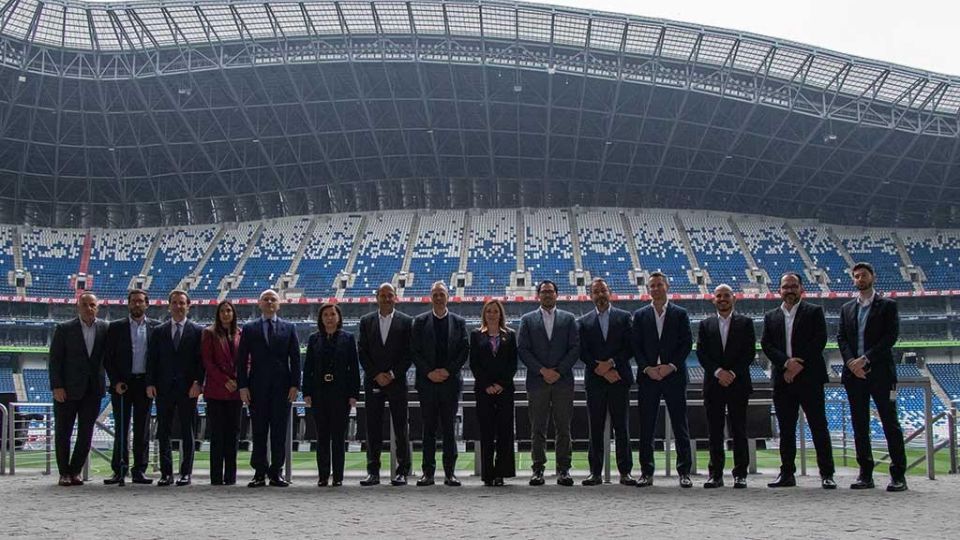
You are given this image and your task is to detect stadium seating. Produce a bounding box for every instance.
[22,368,52,414]
[628,211,700,294]
[0,365,14,393]
[147,224,219,295]
[0,226,18,295]
[229,217,312,299]
[193,223,260,299]
[348,212,413,295]
[738,218,809,286]
[21,227,85,297]
[465,209,517,296]
[835,228,911,292]
[928,363,960,405]
[793,224,855,292]
[87,229,156,298]
[683,213,752,291]
[900,230,960,291]
[524,209,576,294]
[296,214,363,297]
[405,210,464,296]
[577,209,637,294]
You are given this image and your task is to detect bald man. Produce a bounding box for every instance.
[696,284,756,488]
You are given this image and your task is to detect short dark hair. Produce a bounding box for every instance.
[780,272,803,285]
[851,262,875,275]
[647,271,668,283]
[127,289,149,303]
[536,280,558,294]
[168,289,190,303]
[317,302,343,330]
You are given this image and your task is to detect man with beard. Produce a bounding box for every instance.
[761,273,836,489]
[838,262,907,492]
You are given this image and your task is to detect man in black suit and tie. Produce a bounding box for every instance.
[49,292,108,487]
[147,289,204,487]
[103,289,159,485]
[358,283,414,486]
[696,284,755,488]
[411,281,469,487]
[761,272,836,489]
[578,277,635,486]
[838,262,907,492]
[237,289,301,488]
[632,271,693,488]
[518,279,580,487]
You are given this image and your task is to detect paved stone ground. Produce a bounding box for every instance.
[0,471,954,539]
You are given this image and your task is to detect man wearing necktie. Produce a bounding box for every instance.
[696,284,755,488]
[838,262,907,492]
[146,290,204,486]
[237,289,302,487]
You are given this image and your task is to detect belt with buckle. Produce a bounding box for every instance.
[323,374,334,382]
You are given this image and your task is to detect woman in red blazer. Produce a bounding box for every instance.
[201,300,242,485]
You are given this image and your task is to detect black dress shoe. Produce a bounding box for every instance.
[733,477,747,489]
[69,475,84,486]
[557,471,574,487]
[886,478,908,492]
[679,474,693,488]
[223,479,236,486]
[248,476,266,488]
[581,474,603,486]
[317,478,329,487]
[619,474,637,486]
[390,474,407,486]
[821,476,837,489]
[767,474,796,488]
[131,474,153,485]
[269,476,290,487]
[332,480,343,487]
[703,477,724,489]
[103,473,123,485]
[360,474,380,486]
[483,479,494,487]
[529,471,545,486]
[158,475,174,487]
[211,480,224,486]
[444,475,462,487]
[416,474,435,487]
[58,475,72,487]
[493,477,505,487]
[636,475,654,487]
[175,474,191,486]
[850,477,875,490]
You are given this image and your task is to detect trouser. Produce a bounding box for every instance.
[845,376,907,480]
[585,382,632,476]
[250,389,291,479]
[109,375,152,477]
[704,385,749,478]
[420,386,460,477]
[528,383,574,473]
[312,395,352,482]
[207,398,242,483]
[773,382,835,477]
[54,392,100,477]
[364,381,411,476]
[156,394,198,477]
[477,390,516,482]
[638,375,692,476]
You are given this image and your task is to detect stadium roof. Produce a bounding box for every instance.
[0,0,958,228]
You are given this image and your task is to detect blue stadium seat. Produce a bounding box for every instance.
[88,229,155,298]
[347,213,412,295]
[900,230,960,291]
[683,214,752,292]
[405,211,463,296]
[578,209,636,294]
[525,209,576,294]
[21,228,84,297]
[836,229,910,292]
[738,219,809,286]
[628,211,700,294]
[297,214,362,297]
[794,225,854,292]
[193,223,260,300]
[0,226,19,295]
[147,225,219,295]
[229,217,311,299]
[465,209,517,296]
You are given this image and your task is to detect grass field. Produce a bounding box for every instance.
[9,447,955,478]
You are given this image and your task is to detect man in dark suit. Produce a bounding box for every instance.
[578,277,635,486]
[518,279,580,487]
[761,272,836,489]
[696,284,755,488]
[838,262,907,492]
[357,282,414,486]
[411,281,469,487]
[237,289,301,488]
[103,289,159,485]
[146,289,204,487]
[632,271,693,488]
[49,292,108,487]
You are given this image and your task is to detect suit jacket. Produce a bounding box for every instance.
[235,317,302,398]
[302,330,361,401]
[837,294,900,384]
[696,313,756,393]
[146,319,204,399]
[200,327,241,401]
[517,307,580,389]
[577,306,635,388]
[48,317,109,400]
[469,329,518,393]
[760,301,828,388]
[631,303,693,385]
[410,311,469,392]
[357,310,413,389]
[104,317,160,391]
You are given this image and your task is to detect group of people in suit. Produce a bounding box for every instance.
[47,261,907,491]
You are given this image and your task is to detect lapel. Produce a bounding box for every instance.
[423,314,435,358]
[862,296,882,335]
[537,309,551,343]
[93,321,107,359]
[71,319,89,360]
[788,304,801,348]
[589,311,605,344]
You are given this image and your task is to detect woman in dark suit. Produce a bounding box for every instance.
[303,302,361,486]
[201,300,242,485]
[469,299,518,486]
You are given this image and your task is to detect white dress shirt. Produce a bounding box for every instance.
[540,306,556,341]
[653,302,668,365]
[715,312,733,377]
[378,310,394,345]
[80,318,98,358]
[781,302,799,358]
